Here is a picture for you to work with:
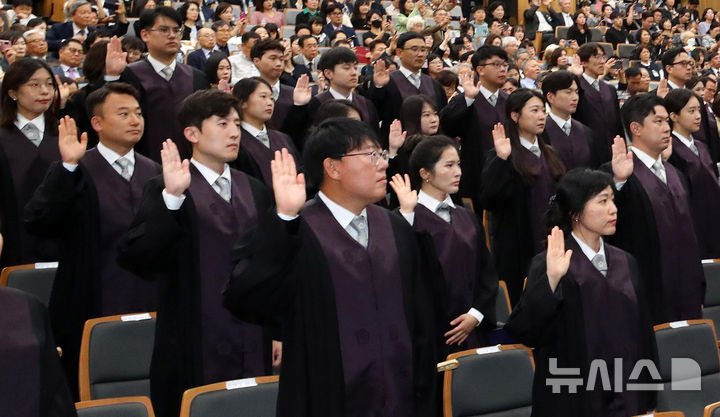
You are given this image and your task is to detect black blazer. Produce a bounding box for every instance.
[186,48,210,71]
[46,21,128,53]
[523,5,557,39]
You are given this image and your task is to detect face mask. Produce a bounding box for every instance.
[371,19,382,28]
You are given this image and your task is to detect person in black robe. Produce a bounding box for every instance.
[24,83,161,398]
[0,286,77,417]
[231,77,303,187]
[505,169,657,417]
[249,39,297,129]
[439,45,510,210]
[366,32,447,147]
[480,89,566,305]
[224,118,438,417]
[0,58,63,268]
[117,90,277,417]
[604,93,705,325]
[389,135,497,359]
[541,70,602,170]
[103,7,210,162]
[664,88,720,259]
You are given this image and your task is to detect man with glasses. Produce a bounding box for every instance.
[23,29,48,60]
[660,47,694,90]
[210,21,238,57]
[322,3,356,44]
[104,6,210,162]
[574,42,623,164]
[440,45,509,209]
[53,39,85,80]
[370,31,447,147]
[225,118,438,417]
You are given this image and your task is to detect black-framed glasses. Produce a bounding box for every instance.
[671,60,695,68]
[149,26,182,36]
[340,149,389,166]
[480,61,509,69]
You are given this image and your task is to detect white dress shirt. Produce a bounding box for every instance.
[329,87,353,101]
[398,64,422,86]
[162,158,231,210]
[228,51,260,85]
[15,113,45,139]
[62,141,136,174]
[536,10,553,32]
[147,54,177,77]
[561,12,573,26]
[464,84,500,107]
[519,135,541,156]
[582,72,600,88]
[548,111,572,132]
[571,232,606,264]
[241,121,269,141]
[673,131,697,152]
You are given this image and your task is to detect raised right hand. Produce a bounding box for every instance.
[546,226,572,292]
[271,148,306,217]
[373,59,390,88]
[161,139,191,197]
[389,174,417,214]
[611,135,633,183]
[459,73,481,99]
[105,36,127,77]
[58,116,88,164]
[492,123,511,160]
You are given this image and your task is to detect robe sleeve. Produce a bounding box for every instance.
[24,162,83,238]
[479,150,517,211]
[438,93,473,138]
[471,214,498,329]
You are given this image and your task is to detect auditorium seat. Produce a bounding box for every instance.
[179,376,280,417]
[702,260,720,339]
[281,25,295,38]
[597,42,614,59]
[496,280,512,326]
[555,26,569,40]
[442,344,534,417]
[589,27,603,42]
[705,401,720,416]
[0,262,58,306]
[618,44,637,59]
[631,412,685,417]
[76,396,155,417]
[284,8,301,25]
[654,319,720,417]
[79,313,157,401]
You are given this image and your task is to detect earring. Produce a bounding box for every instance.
[425,179,429,183]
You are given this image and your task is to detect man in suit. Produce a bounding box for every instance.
[440,45,508,209]
[52,39,85,80]
[607,93,704,325]
[574,42,623,164]
[24,83,161,399]
[186,28,216,71]
[46,0,128,54]
[228,31,260,84]
[550,0,574,28]
[368,32,447,147]
[104,7,210,161]
[292,34,321,78]
[23,29,48,60]
[708,52,720,78]
[251,39,296,127]
[322,3,356,44]
[523,0,556,44]
[211,21,239,57]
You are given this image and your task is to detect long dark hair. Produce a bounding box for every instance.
[545,168,614,235]
[408,135,460,190]
[204,53,232,85]
[399,94,438,137]
[573,10,589,32]
[504,88,565,182]
[1,58,60,129]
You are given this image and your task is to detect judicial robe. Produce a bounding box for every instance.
[505,240,657,417]
[23,149,161,397]
[574,77,623,164]
[0,287,77,417]
[117,168,273,417]
[667,135,720,259]
[224,197,438,417]
[480,148,558,305]
[691,103,720,164]
[603,155,705,324]
[270,83,295,129]
[232,128,303,187]
[115,59,210,161]
[541,117,601,170]
[365,70,447,147]
[0,124,61,268]
[411,203,498,357]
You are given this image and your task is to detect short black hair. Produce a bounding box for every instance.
[625,66,642,78]
[408,135,459,189]
[397,31,424,49]
[546,168,614,235]
[250,39,285,60]
[294,23,311,34]
[85,82,140,118]
[661,47,687,72]
[138,6,182,33]
[329,29,346,42]
[211,20,230,31]
[59,38,83,50]
[664,88,701,129]
[318,46,358,71]
[241,31,261,45]
[178,89,240,130]
[541,70,581,97]
[470,45,508,69]
[303,118,380,188]
[324,3,343,14]
[26,17,45,29]
[121,35,146,52]
[368,39,387,52]
[620,93,665,141]
[298,34,316,48]
[313,99,360,125]
[577,42,603,62]
[204,53,231,84]
[13,0,33,7]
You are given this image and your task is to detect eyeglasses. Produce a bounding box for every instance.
[340,149,389,166]
[591,54,608,61]
[27,38,47,44]
[64,47,84,54]
[481,61,509,69]
[405,46,429,54]
[149,26,182,36]
[671,60,695,67]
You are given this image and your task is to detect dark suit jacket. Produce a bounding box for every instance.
[50,65,83,80]
[46,21,129,53]
[574,76,622,164]
[523,5,557,39]
[186,48,211,71]
[322,23,357,42]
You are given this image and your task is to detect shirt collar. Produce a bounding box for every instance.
[479,84,499,101]
[399,64,421,79]
[190,158,231,186]
[96,141,135,166]
[630,145,662,171]
[72,22,87,35]
[241,121,267,138]
[571,231,605,261]
[417,189,455,213]
[15,113,45,136]
[667,80,681,90]
[673,130,695,149]
[317,190,367,230]
[329,87,353,101]
[548,111,571,129]
[582,72,598,85]
[519,135,540,153]
[146,54,177,76]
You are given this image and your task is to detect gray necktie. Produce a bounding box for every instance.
[160,66,173,81]
[562,121,571,136]
[349,215,368,248]
[21,123,42,146]
[436,202,452,223]
[591,253,608,276]
[529,145,541,158]
[409,73,421,89]
[488,94,497,107]
[592,79,600,91]
[214,176,231,202]
[651,160,667,184]
[272,85,280,101]
[688,141,699,157]
[114,157,133,180]
[256,131,270,148]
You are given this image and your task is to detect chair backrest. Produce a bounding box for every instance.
[703,261,720,339]
[79,313,157,401]
[597,42,614,59]
[179,376,280,417]
[705,400,720,417]
[0,262,58,306]
[654,319,720,417]
[284,8,301,25]
[632,412,685,417]
[618,43,637,59]
[496,281,512,326]
[554,26,568,39]
[76,396,155,417]
[281,24,295,38]
[443,345,534,417]
[589,27,603,42]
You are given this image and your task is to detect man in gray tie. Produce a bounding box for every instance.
[604,93,705,325]
[116,89,278,417]
[225,118,438,417]
[24,82,162,398]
